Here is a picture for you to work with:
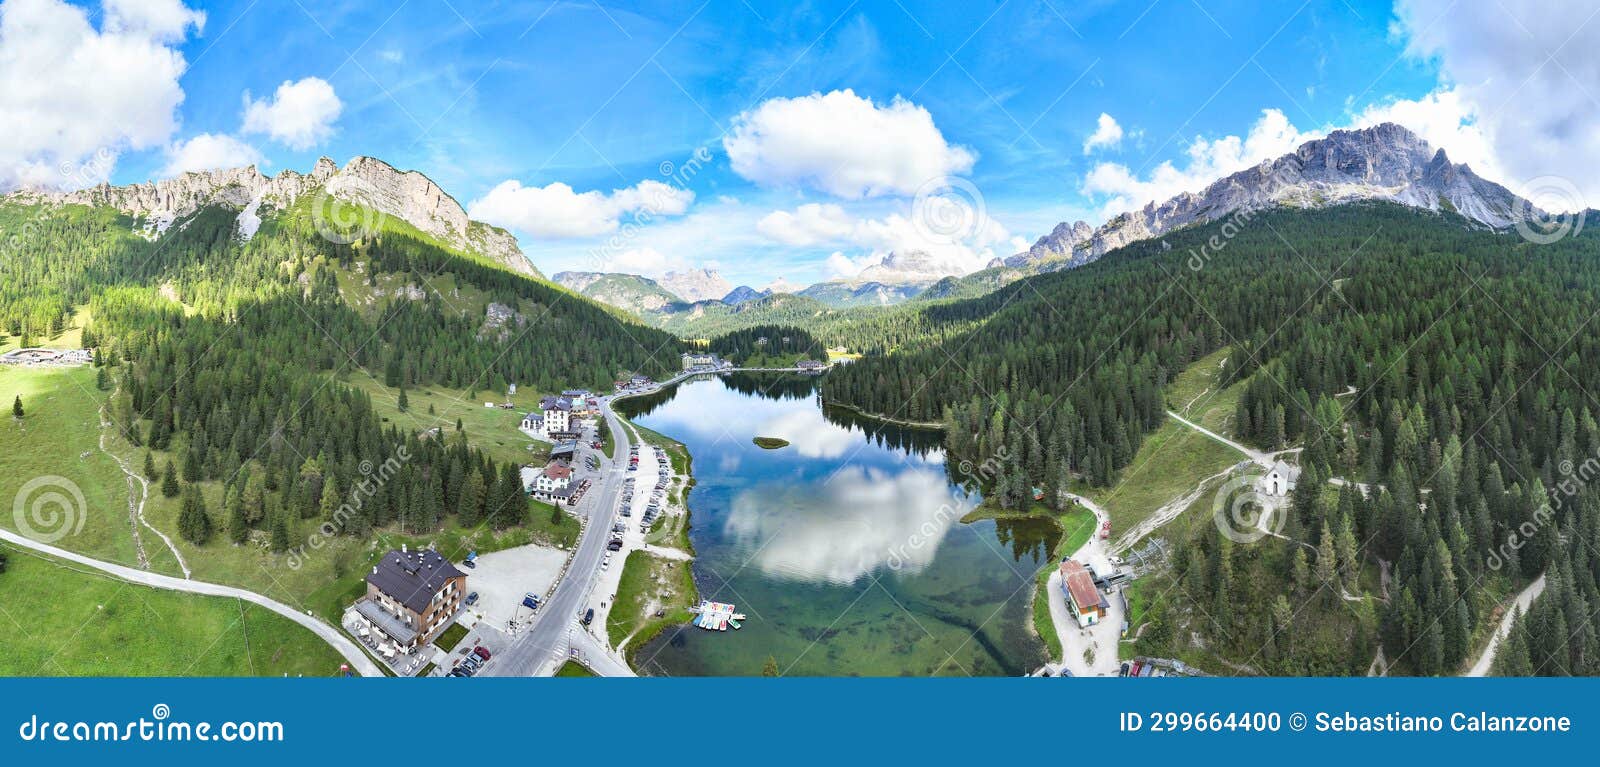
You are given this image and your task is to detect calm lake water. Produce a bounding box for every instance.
[620,373,1051,677]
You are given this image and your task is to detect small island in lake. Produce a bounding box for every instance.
[752,436,790,449]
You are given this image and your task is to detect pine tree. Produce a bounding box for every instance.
[226,484,249,544]
[178,485,212,545]
[161,461,180,498]
[397,386,409,413]
[1315,521,1338,601]
[11,395,21,419]
[142,450,157,480]
[458,470,485,527]
[762,655,779,677]
[270,511,291,553]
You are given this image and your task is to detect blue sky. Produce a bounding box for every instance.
[6,0,1592,288]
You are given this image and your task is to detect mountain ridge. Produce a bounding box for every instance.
[1011,122,1530,270]
[6,157,538,278]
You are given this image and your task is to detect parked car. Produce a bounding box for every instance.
[582,608,595,625]
[464,592,479,606]
[607,539,623,551]
[461,559,476,569]
[472,646,491,662]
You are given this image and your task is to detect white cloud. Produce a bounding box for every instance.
[756,202,856,246]
[103,0,204,42]
[1083,112,1124,154]
[159,133,262,177]
[758,194,1014,281]
[241,77,343,150]
[724,89,976,198]
[1082,108,1313,218]
[468,178,694,239]
[824,251,873,279]
[1386,0,1600,209]
[0,0,203,189]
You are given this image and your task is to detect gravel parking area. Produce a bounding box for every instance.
[459,544,569,633]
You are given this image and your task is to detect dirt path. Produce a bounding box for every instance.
[98,411,190,578]
[1109,467,1234,554]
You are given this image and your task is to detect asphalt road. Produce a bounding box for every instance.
[0,527,383,677]
[482,394,638,677]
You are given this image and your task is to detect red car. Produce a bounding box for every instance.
[472,646,491,662]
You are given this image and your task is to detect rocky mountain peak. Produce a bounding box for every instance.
[6,156,536,277]
[1011,122,1529,273]
[658,268,732,303]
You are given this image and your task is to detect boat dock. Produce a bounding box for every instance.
[689,600,746,631]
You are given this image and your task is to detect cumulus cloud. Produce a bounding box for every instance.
[824,251,874,280]
[724,89,976,198]
[0,0,203,189]
[159,133,262,177]
[241,77,343,150]
[759,194,1014,281]
[468,178,695,239]
[756,203,856,246]
[1083,112,1124,154]
[1386,0,1600,209]
[1081,108,1313,218]
[103,0,204,41]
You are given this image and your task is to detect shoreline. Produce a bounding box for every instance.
[606,397,701,673]
[820,399,945,430]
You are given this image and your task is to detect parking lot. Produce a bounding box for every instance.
[458,544,568,634]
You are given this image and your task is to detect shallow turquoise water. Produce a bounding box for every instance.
[622,373,1050,677]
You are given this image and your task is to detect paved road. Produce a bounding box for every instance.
[0,527,382,676]
[483,394,638,677]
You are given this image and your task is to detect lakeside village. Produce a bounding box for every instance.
[324,346,1189,678]
[337,350,813,676]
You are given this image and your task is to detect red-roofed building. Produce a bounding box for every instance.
[1060,559,1106,627]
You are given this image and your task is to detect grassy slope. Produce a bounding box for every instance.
[1079,348,1247,535]
[0,365,166,572]
[0,543,344,676]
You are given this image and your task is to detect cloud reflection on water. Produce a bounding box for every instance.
[723,465,977,584]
